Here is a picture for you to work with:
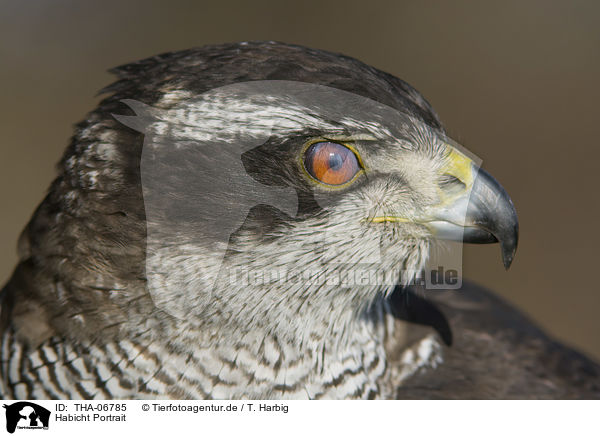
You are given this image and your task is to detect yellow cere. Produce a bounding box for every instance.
[442,146,474,189]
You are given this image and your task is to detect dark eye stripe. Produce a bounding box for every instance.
[304,142,361,186]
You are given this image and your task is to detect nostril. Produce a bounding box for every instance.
[439,174,466,195]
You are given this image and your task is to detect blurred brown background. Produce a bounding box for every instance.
[1,1,598,358]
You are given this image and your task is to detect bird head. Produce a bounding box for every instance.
[14,42,517,347]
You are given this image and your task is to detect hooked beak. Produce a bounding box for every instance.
[425,148,519,269]
[427,165,519,268]
[370,146,519,269]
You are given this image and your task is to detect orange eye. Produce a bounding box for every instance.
[304,142,361,186]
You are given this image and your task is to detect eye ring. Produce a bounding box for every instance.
[302,141,363,187]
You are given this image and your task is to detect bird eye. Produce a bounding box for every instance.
[303,141,361,186]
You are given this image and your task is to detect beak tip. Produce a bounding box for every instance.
[501,237,518,270]
[468,166,519,271]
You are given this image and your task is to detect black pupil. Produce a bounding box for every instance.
[328,151,345,170]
